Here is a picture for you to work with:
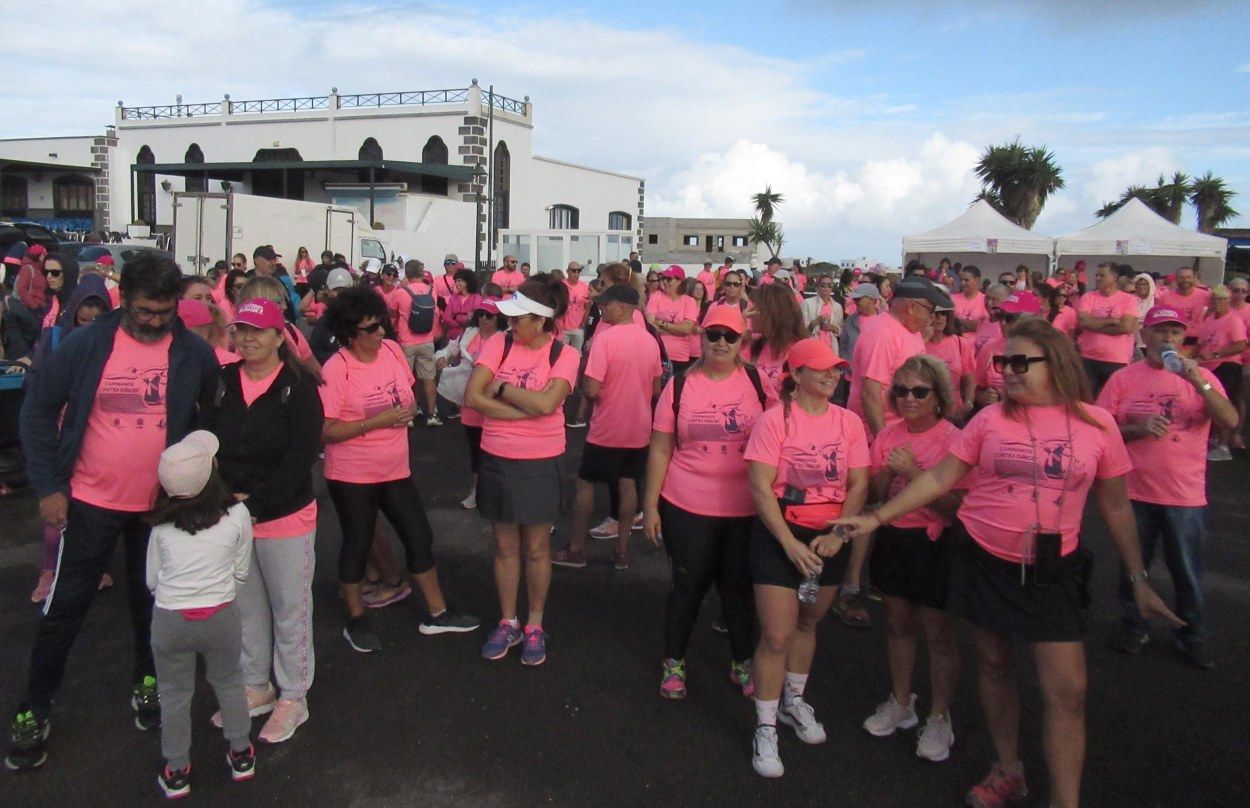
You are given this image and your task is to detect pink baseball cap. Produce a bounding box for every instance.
[702,305,748,334]
[661,265,685,280]
[787,338,849,372]
[96,254,116,267]
[474,299,500,315]
[178,299,215,328]
[230,298,285,330]
[1143,306,1186,328]
[999,291,1041,315]
[27,244,48,257]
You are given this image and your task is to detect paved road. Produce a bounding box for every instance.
[1,423,1247,807]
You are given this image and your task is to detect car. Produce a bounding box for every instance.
[63,243,174,267]
[0,221,59,257]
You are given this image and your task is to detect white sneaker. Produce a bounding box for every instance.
[211,682,276,728]
[589,517,619,540]
[751,725,784,778]
[631,512,644,532]
[915,713,955,762]
[426,415,443,427]
[1207,445,1232,462]
[862,693,918,737]
[460,491,477,510]
[778,697,827,744]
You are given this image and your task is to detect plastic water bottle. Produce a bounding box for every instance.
[1161,348,1184,374]
[798,568,822,604]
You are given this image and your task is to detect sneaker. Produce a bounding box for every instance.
[364,581,412,610]
[521,626,547,666]
[779,696,827,744]
[460,491,477,510]
[1207,445,1232,462]
[566,419,587,429]
[588,517,618,540]
[551,546,588,568]
[966,764,1028,808]
[447,410,461,420]
[711,617,729,634]
[4,709,51,771]
[1110,627,1150,655]
[1175,638,1215,670]
[729,661,755,697]
[751,725,784,778]
[426,414,443,427]
[481,621,523,660]
[211,682,276,728]
[916,713,955,762]
[157,764,191,799]
[226,743,256,781]
[258,699,308,744]
[631,512,644,531]
[612,549,629,570]
[835,591,872,629]
[30,570,54,604]
[420,609,480,635]
[132,675,161,731]
[864,583,883,603]
[343,616,382,653]
[863,693,918,737]
[660,658,687,700]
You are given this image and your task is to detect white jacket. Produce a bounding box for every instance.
[146,502,253,611]
[800,294,844,339]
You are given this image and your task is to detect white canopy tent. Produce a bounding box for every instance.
[902,199,1055,280]
[1055,198,1228,286]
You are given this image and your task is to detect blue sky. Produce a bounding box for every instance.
[5,0,1247,262]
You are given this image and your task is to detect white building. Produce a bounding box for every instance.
[0,82,644,269]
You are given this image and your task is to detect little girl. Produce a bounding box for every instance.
[146,431,256,799]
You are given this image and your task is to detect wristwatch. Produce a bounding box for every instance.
[1199,381,1213,392]
[1127,569,1149,584]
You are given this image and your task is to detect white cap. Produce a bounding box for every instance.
[496,291,556,319]
[360,258,382,274]
[158,431,219,499]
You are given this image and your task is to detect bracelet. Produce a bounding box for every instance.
[1127,569,1149,584]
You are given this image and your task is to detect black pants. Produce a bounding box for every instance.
[1082,358,1125,399]
[659,498,754,662]
[326,476,436,583]
[26,499,154,718]
[464,425,484,474]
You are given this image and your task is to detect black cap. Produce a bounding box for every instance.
[599,284,640,306]
[892,276,952,309]
[253,245,279,261]
[765,256,782,266]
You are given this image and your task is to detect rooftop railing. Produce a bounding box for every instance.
[118,85,527,120]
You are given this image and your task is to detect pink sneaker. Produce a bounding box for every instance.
[966,764,1028,808]
[660,659,687,700]
[211,682,276,728]
[258,698,308,744]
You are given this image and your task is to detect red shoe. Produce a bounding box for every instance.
[966,764,1028,808]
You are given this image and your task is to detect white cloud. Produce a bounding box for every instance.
[1237,63,1250,73]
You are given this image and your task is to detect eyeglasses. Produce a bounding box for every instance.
[890,384,933,400]
[356,321,384,334]
[913,300,936,314]
[129,303,177,321]
[42,269,62,278]
[992,354,1048,374]
[704,328,741,344]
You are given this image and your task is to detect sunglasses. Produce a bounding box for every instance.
[356,321,384,334]
[890,384,933,400]
[704,328,741,344]
[992,354,1047,374]
[42,269,63,278]
[723,281,743,288]
[231,262,245,268]
[382,271,398,277]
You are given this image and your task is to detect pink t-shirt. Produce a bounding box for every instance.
[1095,362,1223,507]
[972,319,1001,355]
[1050,306,1077,337]
[239,363,319,538]
[562,280,590,333]
[318,342,415,484]
[744,403,870,504]
[949,403,1132,562]
[975,336,1006,392]
[1232,302,1250,362]
[646,291,699,362]
[592,306,647,339]
[816,301,839,354]
[585,322,662,449]
[71,330,172,512]
[696,270,716,291]
[305,301,326,321]
[746,342,792,407]
[476,332,581,459]
[1155,286,1211,335]
[1076,290,1139,363]
[848,314,925,425]
[1197,312,1247,367]
[391,283,436,347]
[925,335,973,409]
[459,333,486,428]
[870,418,969,540]
[282,324,314,362]
[491,269,526,293]
[953,291,988,330]
[653,368,764,518]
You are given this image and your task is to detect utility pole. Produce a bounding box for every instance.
[486,84,496,270]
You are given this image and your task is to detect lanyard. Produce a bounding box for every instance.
[1022,409,1074,582]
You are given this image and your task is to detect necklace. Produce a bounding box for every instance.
[1022,407,1074,583]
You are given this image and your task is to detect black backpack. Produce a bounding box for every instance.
[500,332,564,368]
[671,365,766,448]
[404,286,437,335]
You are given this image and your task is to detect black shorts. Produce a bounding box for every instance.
[578,442,647,483]
[749,516,849,590]
[1213,362,1242,403]
[948,522,1092,643]
[869,524,955,610]
[477,452,566,525]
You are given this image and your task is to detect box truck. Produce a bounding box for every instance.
[172,192,388,274]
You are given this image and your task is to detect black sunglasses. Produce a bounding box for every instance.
[42,269,62,278]
[704,328,741,344]
[356,321,384,334]
[722,281,743,288]
[231,262,245,268]
[992,354,1047,374]
[891,384,933,400]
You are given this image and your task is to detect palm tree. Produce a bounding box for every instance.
[1153,172,1192,224]
[747,218,781,259]
[972,188,1007,216]
[751,186,784,225]
[1190,171,1240,233]
[1096,185,1155,219]
[973,138,1065,229]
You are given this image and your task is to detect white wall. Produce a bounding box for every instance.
[511,154,639,236]
[0,135,96,166]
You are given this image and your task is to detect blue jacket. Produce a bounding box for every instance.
[20,308,219,499]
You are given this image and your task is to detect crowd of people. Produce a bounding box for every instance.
[0,241,1237,808]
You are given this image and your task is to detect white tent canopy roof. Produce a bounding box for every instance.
[902,199,1055,278]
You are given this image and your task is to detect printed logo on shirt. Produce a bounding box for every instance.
[500,360,550,392]
[780,440,847,488]
[96,365,168,424]
[362,380,407,417]
[684,396,758,445]
[1122,392,1202,434]
[993,439,1086,494]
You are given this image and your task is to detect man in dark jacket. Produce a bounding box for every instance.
[6,253,219,772]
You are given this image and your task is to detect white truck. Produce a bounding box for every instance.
[171,192,389,275]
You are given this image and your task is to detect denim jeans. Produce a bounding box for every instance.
[1119,501,1207,643]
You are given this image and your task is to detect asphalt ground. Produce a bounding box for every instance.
[2,420,1248,807]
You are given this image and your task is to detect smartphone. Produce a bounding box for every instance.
[782,485,807,505]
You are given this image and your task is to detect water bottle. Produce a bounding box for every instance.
[797,570,821,604]
[1161,348,1184,374]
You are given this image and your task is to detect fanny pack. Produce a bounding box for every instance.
[782,501,843,530]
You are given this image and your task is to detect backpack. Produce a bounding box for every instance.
[671,365,766,448]
[404,285,437,335]
[500,332,563,368]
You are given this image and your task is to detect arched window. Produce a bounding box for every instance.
[608,211,631,231]
[184,143,206,192]
[252,148,304,200]
[53,175,95,216]
[1,175,28,217]
[493,141,510,231]
[357,138,382,183]
[549,204,578,230]
[420,136,448,195]
[136,145,156,226]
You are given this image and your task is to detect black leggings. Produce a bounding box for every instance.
[326,475,436,583]
[659,497,755,662]
[464,425,484,473]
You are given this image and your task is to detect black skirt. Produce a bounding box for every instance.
[869,524,955,610]
[477,452,567,525]
[749,517,850,590]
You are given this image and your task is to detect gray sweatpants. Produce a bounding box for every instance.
[238,531,316,701]
[151,604,250,770]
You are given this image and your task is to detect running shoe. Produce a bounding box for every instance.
[835,590,872,629]
[521,626,547,666]
[132,675,161,731]
[158,764,191,799]
[660,658,687,700]
[566,419,587,429]
[588,517,618,540]
[226,743,256,781]
[4,709,50,771]
[419,608,480,635]
[728,661,755,697]
[447,410,461,420]
[551,546,588,568]
[211,682,276,728]
[863,693,918,737]
[1110,627,1150,655]
[426,414,443,427]
[966,764,1028,808]
[779,696,826,744]
[612,549,629,570]
[864,583,883,603]
[343,616,382,653]
[481,621,522,660]
[751,725,784,778]
[631,512,644,532]
[364,581,412,610]
[916,713,955,762]
[460,491,477,510]
[1207,445,1232,462]
[258,699,308,744]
